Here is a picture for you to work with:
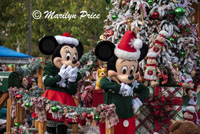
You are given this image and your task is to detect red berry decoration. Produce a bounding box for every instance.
[31,112,38,119]
[16,94,22,99]
[87,114,92,119]
[152,11,159,19]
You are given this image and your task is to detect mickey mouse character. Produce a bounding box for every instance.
[39,33,83,133]
[95,31,149,134]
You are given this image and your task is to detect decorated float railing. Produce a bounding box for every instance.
[7,87,118,134]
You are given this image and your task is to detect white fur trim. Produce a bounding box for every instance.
[134,39,143,49]
[186,106,196,113]
[114,47,141,60]
[55,35,79,46]
[146,51,158,58]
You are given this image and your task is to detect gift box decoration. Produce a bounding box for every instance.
[136,87,183,134]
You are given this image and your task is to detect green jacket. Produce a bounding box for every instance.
[43,63,81,95]
[100,77,149,119]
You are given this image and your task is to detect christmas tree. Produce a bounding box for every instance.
[102,0,199,75]
[101,0,200,133]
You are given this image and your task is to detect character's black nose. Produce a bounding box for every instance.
[72,59,77,64]
[128,74,134,80]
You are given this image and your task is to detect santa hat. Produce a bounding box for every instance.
[114,31,143,60]
[54,33,79,46]
[159,30,168,39]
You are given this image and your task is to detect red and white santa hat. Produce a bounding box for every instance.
[114,31,143,60]
[54,33,79,46]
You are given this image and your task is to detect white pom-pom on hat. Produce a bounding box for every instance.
[134,39,143,49]
[114,31,143,60]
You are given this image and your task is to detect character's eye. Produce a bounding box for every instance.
[66,52,71,61]
[73,54,77,60]
[130,66,135,75]
[121,66,128,74]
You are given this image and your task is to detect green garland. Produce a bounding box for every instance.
[15,58,43,77]
[79,50,97,77]
[9,87,118,128]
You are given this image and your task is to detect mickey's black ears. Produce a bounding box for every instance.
[138,44,149,62]
[39,36,59,55]
[95,41,115,61]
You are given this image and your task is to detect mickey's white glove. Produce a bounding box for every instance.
[119,83,133,97]
[68,67,78,82]
[58,65,72,79]
[132,98,143,113]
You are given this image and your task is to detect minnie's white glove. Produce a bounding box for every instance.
[119,83,133,97]
[68,67,78,82]
[58,65,72,79]
[132,98,143,113]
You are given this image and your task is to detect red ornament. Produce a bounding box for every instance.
[31,112,38,118]
[16,94,22,99]
[87,114,92,119]
[152,11,159,19]
[82,112,87,118]
[122,0,126,5]
[178,24,182,29]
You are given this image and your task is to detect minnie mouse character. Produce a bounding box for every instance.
[95,31,149,134]
[39,33,83,133]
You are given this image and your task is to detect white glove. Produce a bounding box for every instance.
[58,65,72,79]
[119,83,133,97]
[132,98,143,113]
[68,67,78,82]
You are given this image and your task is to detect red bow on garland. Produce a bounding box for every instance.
[97,104,119,128]
[81,85,94,107]
[146,87,183,133]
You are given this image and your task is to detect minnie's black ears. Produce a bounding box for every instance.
[76,41,83,59]
[95,41,115,61]
[39,36,59,55]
